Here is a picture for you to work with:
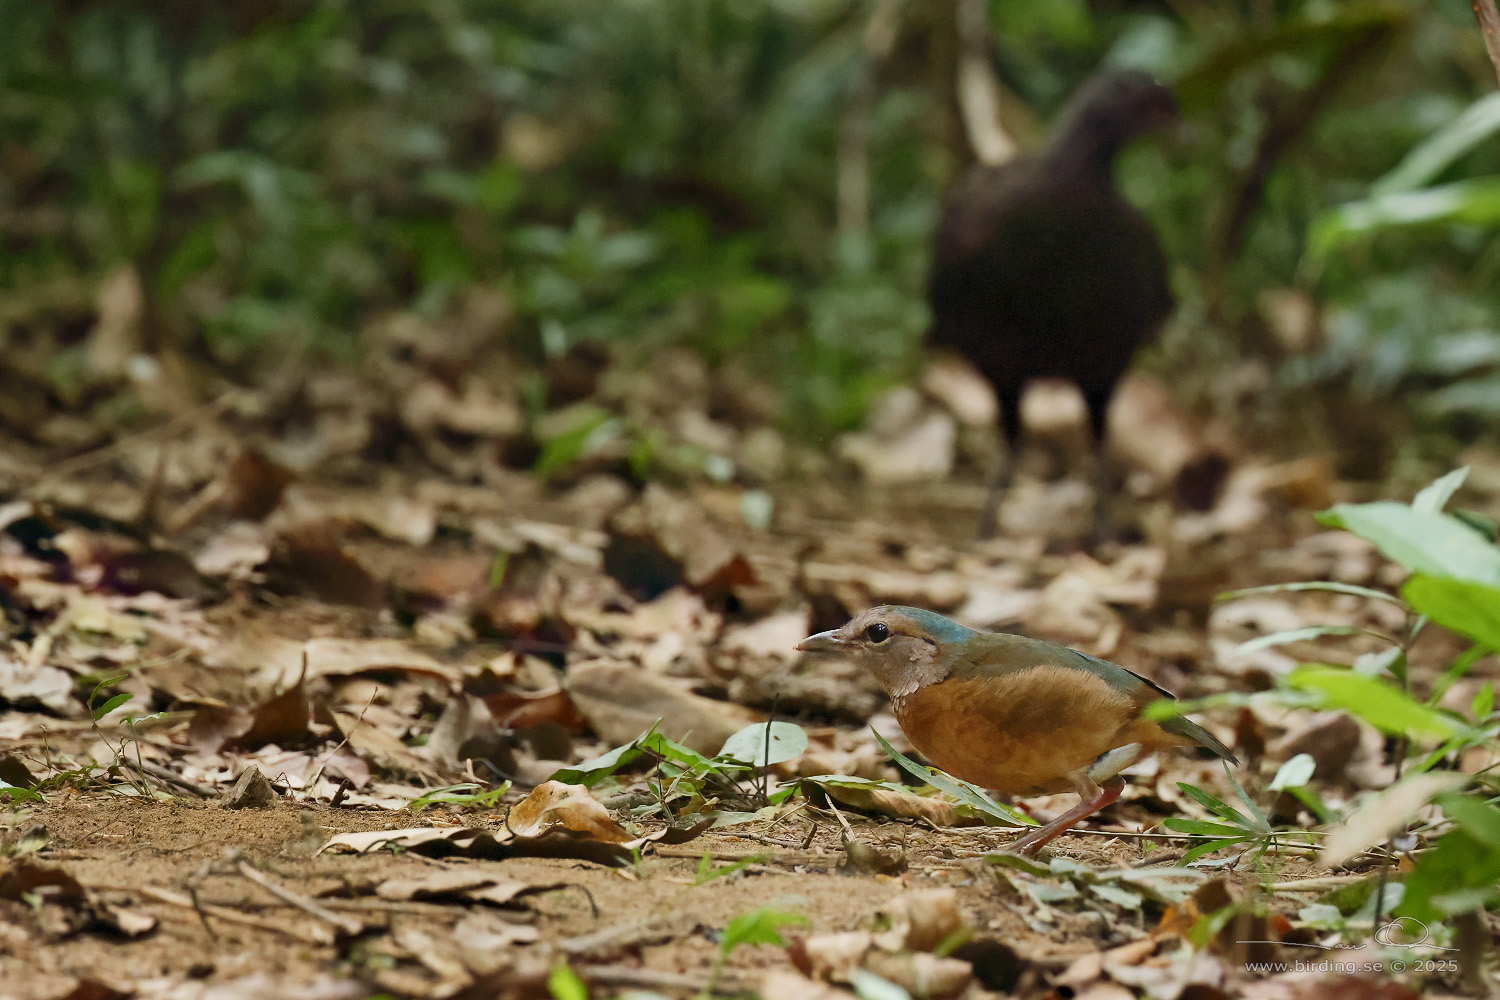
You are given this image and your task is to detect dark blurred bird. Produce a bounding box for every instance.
[798,605,1235,857]
[928,69,1179,538]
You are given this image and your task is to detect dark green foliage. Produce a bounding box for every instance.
[2,1,1499,441]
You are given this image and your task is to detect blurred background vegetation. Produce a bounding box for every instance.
[3,0,1499,480]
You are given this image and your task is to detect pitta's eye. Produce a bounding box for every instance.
[865,622,890,643]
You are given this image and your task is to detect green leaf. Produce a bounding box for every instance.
[1399,825,1500,922]
[549,725,724,787]
[1411,467,1469,513]
[547,961,588,1000]
[694,851,771,885]
[717,721,808,768]
[533,409,621,479]
[1176,782,1259,831]
[1309,178,1500,262]
[1436,793,1500,852]
[549,728,659,786]
[1401,574,1500,651]
[92,692,133,720]
[1269,754,1316,791]
[1163,817,1251,838]
[985,852,1050,877]
[1472,682,1494,721]
[1374,94,1500,195]
[871,729,1035,827]
[1317,502,1500,585]
[719,907,808,956]
[407,781,510,811]
[0,783,44,803]
[1180,838,1241,864]
[1288,666,1468,740]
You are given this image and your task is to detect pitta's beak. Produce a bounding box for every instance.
[796,630,848,654]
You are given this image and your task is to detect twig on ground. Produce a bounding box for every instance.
[579,964,748,994]
[235,860,364,936]
[137,886,333,942]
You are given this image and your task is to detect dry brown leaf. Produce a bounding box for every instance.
[789,931,873,983]
[507,781,629,842]
[374,871,533,904]
[566,658,760,755]
[872,888,966,953]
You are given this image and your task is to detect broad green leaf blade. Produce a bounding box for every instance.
[1163,817,1250,838]
[1308,179,1500,263]
[1435,793,1500,852]
[1399,826,1500,923]
[93,693,133,720]
[1472,681,1494,721]
[0,783,44,803]
[1373,96,1500,196]
[718,721,808,767]
[1289,667,1468,740]
[548,724,681,786]
[871,730,1036,827]
[1411,467,1469,513]
[1181,838,1243,864]
[1401,574,1500,651]
[1316,502,1500,585]
[1175,781,1260,831]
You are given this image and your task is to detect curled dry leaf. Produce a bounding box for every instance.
[863,952,973,999]
[506,780,629,842]
[789,931,874,983]
[373,870,548,907]
[872,887,966,954]
[187,674,311,753]
[758,970,852,1000]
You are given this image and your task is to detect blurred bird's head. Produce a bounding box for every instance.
[1055,68,1180,160]
[797,605,978,697]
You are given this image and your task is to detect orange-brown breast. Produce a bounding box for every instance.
[893,665,1183,795]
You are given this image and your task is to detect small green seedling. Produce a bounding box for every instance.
[407,782,511,812]
[694,851,770,886]
[704,907,808,996]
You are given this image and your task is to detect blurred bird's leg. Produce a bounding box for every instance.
[977,389,1024,539]
[1083,387,1118,544]
[976,458,1011,539]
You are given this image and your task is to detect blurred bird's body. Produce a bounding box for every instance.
[799,606,1235,856]
[928,69,1178,537]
